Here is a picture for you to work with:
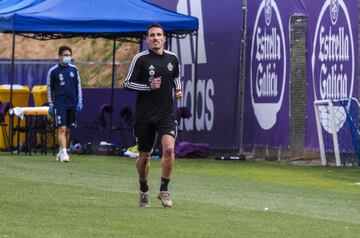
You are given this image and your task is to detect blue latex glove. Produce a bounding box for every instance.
[48,106,55,117]
[76,102,83,112]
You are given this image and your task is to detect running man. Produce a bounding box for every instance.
[124,23,182,208]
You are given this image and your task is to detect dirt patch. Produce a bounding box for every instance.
[288,159,322,166]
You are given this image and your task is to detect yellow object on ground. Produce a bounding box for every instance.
[31,85,48,106]
[0,85,30,149]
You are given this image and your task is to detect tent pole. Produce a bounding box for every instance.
[9,31,16,153]
[109,39,116,141]
[193,31,199,142]
[139,38,143,51]
[169,36,172,51]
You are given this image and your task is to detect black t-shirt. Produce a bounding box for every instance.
[124,49,181,122]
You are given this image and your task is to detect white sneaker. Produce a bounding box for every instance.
[157,191,172,208]
[60,153,70,163]
[55,152,61,161]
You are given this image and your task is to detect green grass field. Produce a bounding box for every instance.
[0,154,359,238]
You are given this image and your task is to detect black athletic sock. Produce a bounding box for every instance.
[160,177,170,191]
[139,180,149,192]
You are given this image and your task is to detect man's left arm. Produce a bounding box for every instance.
[173,57,182,99]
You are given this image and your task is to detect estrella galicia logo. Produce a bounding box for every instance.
[250,0,287,130]
[264,0,272,26]
[330,0,339,25]
[312,0,355,102]
[312,0,355,133]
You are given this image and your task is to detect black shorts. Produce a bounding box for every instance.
[55,108,76,127]
[134,116,177,152]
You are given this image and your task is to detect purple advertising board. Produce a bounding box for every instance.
[243,0,305,148]
[305,0,358,151]
[244,0,358,151]
[151,0,243,150]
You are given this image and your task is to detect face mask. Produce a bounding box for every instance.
[62,56,72,65]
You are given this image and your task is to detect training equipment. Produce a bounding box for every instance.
[314,98,360,166]
[215,154,246,160]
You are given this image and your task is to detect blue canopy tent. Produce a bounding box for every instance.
[0,0,198,144]
[0,0,48,113]
[0,0,44,14]
[0,0,198,37]
[0,0,23,10]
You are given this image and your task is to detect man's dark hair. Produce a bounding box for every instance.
[58,45,72,56]
[146,23,165,36]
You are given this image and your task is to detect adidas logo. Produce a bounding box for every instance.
[148,65,155,70]
[170,130,175,136]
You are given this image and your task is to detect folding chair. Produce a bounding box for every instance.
[81,104,114,143]
[175,106,192,143]
[114,107,135,149]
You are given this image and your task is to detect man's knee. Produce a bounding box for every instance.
[58,126,67,134]
[139,152,151,161]
[162,145,174,157]
[161,135,175,157]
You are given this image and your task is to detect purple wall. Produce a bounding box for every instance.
[152,0,243,150]
[0,59,56,87]
[244,0,358,151]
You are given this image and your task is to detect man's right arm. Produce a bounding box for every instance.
[46,69,54,107]
[124,54,151,91]
[46,69,55,116]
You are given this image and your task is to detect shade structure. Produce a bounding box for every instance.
[0,0,44,14]
[0,0,198,39]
